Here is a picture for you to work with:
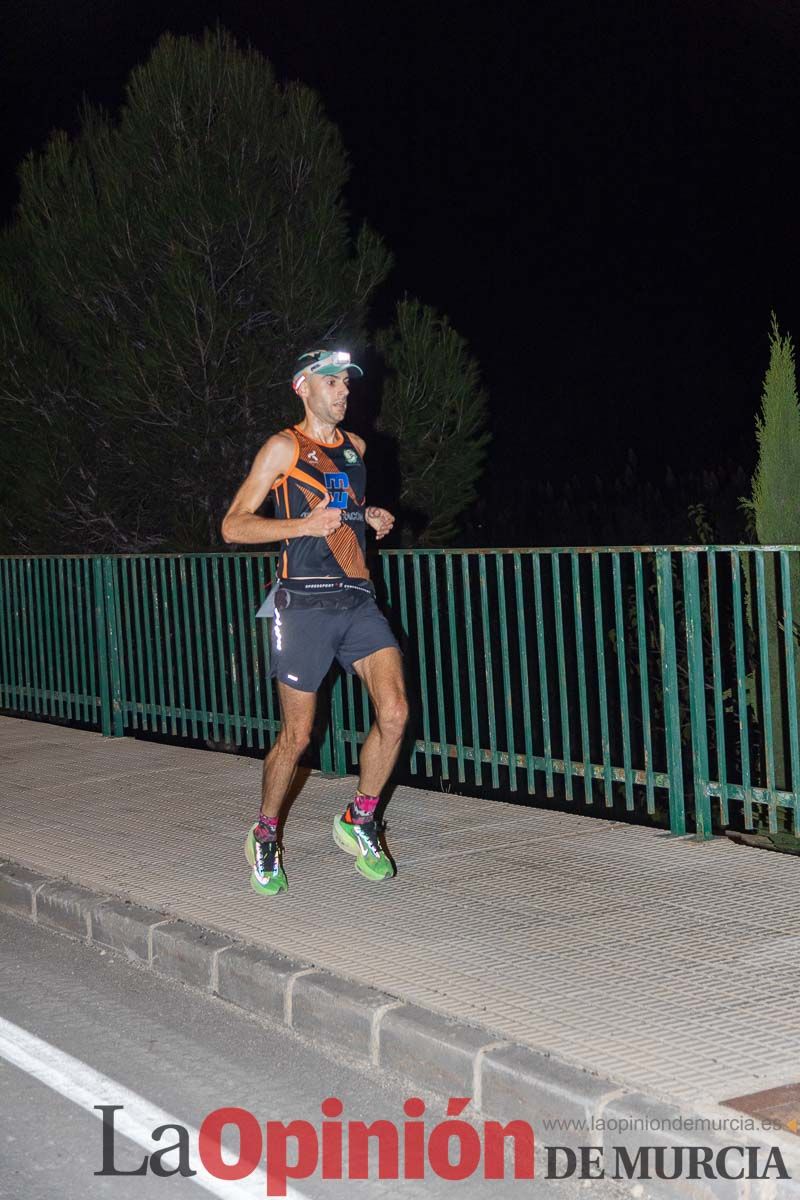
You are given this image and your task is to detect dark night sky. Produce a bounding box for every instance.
[5,0,800,488]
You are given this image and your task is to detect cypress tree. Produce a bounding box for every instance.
[750,315,800,541]
[745,315,800,797]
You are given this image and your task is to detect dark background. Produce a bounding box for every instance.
[4,0,800,537]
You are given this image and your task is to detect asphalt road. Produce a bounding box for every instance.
[0,910,645,1200]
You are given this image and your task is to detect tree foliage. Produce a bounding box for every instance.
[375,299,490,545]
[0,29,391,552]
[463,449,752,548]
[747,314,800,544]
[743,315,800,795]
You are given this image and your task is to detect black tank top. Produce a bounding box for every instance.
[271,425,369,580]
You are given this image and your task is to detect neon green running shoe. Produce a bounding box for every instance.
[332,811,395,881]
[244,824,288,896]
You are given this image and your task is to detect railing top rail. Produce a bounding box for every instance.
[0,551,274,560]
[378,544,792,555]
[1,543,798,560]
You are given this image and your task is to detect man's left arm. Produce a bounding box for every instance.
[348,432,395,540]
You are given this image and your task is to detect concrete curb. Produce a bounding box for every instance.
[2,858,798,1198]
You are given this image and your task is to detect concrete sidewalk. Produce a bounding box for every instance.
[2,713,800,1194]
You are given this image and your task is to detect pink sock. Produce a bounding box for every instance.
[350,793,379,823]
[255,814,278,842]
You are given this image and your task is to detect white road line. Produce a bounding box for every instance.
[0,1014,310,1200]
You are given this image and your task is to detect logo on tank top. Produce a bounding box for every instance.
[324,472,350,508]
[343,448,359,464]
[307,450,319,463]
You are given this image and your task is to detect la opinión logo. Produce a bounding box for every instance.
[95,1097,535,1196]
[547,1144,790,1182]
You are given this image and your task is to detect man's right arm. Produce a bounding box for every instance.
[221,434,340,544]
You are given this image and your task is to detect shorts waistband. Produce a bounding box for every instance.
[277,577,375,597]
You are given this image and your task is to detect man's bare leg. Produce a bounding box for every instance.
[331,647,408,881]
[259,682,318,820]
[352,646,409,796]
[248,684,317,896]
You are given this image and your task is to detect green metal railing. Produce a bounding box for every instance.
[2,547,799,839]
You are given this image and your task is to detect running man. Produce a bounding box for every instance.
[221,349,409,895]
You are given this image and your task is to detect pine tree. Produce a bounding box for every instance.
[0,29,391,552]
[374,299,490,545]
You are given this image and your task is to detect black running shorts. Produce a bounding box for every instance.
[263,584,400,693]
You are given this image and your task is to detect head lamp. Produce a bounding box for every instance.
[291,349,364,390]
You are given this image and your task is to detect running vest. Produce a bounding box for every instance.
[271,425,369,580]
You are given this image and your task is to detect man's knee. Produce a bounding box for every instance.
[377,692,409,737]
[277,721,313,758]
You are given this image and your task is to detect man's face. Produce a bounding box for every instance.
[301,369,350,424]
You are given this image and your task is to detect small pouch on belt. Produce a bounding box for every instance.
[255,578,281,619]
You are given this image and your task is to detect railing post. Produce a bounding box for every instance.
[656,550,686,834]
[780,550,800,836]
[319,704,334,774]
[93,558,111,736]
[94,556,124,737]
[683,552,712,838]
[330,674,347,776]
[318,677,338,774]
